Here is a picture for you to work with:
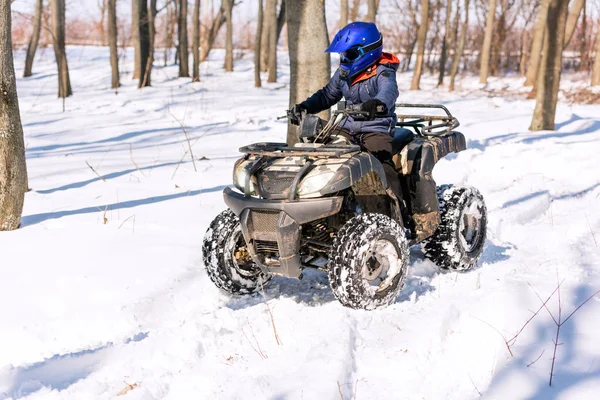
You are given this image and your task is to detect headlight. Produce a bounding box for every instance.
[233,161,256,195]
[297,171,336,198]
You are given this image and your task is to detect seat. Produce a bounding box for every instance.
[391,127,415,154]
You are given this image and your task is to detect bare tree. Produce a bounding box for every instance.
[165,0,176,66]
[98,0,107,45]
[286,0,330,144]
[200,6,226,62]
[449,0,469,91]
[366,0,379,22]
[529,0,570,131]
[0,0,29,231]
[340,0,349,27]
[267,0,278,82]
[108,0,119,88]
[51,0,72,98]
[411,0,429,90]
[437,0,453,86]
[132,0,141,79]
[261,0,272,72]
[178,0,190,77]
[592,20,600,85]
[138,0,151,87]
[349,0,362,21]
[479,0,496,84]
[524,0,550,86]
[192,0,200,81]
[141,0,158,87]
[561,0,583,49]
[255,0,263,87]
[223,0,234,71]
[276,0,286,42]
[23,0,43,78]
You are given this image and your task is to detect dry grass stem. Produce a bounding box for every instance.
[129,144,146,176]
[527,349,545,367]
[168,108,197,172]
[337,381,344,400]
[242,320,267,360]
[86,160,106,182]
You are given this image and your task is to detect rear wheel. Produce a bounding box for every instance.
[203,209,272,294]
[424,185,487,271]
[328,213,409,310]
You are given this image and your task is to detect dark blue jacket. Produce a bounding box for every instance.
[301,53,400,136]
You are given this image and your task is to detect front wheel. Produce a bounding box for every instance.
[424,185,487,271]
[203,209,272,294]
[328,213,409,310]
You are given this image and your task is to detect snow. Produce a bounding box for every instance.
[1,46,599,399]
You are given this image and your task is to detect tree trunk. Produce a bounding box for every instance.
[563,0,584,48]
[449,0,469,91]
[51,0,72,98]
[132,0,141,79]
[192,0,200,81]
[578,1,587,72]
[529,0,569,131]
[23,0,42,78]
[267,0,278,82]
[178,0,190,77]
[255,0,263,87]
[141,0,157,87]
[591,21,600,85]
[98,0,107,46]
[165,0,175,66]
[261,0,275,72]
[0,0,28,231]
[340,0,348,28]
[365,0,378,23]
[524,0,550,86]
[411,0,429,90]
[349,0,361,22]
[223,0,234,72]
[479,0,496,84]
[107,0,119,89]
[437,0,453,86]
[276,0,286,43]
[138,0,151,87]
[286,0,330,144]
[200,7,226,62]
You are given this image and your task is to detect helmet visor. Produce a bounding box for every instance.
[341,46,365,63]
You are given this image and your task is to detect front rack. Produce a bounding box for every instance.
[395,103,460,136]
[239,142,361,157]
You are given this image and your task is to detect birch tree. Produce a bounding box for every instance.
[23,0,43,78]
[286,0,330,144]
[0,0,29,230]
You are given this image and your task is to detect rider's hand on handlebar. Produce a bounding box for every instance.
[361,99,388,120]
[289,104,306,126]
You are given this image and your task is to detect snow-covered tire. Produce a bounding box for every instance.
[424,185,487,271]
[202,209,272,295]
[328,213,409,310]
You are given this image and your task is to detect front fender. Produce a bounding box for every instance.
[319,152,388,196]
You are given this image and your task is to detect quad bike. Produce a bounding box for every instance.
[203,103,487,309]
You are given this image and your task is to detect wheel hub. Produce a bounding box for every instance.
[460,198,484,253]
[363,239,401,293]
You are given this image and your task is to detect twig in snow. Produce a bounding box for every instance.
[129,144,146,177]
[585,213,598,247]
[168,108,197,172]
[337,381,344,400]
[468,374,482,397]
[96,205,109,224]
[86,161,106,182]
[260,279,282,345]
[241,320,267,359]
[118,214,136,233]
[527,349,545,367]
[472,316,513,357]
[353,379,359,400]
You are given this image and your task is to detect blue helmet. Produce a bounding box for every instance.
[326,22,383,81]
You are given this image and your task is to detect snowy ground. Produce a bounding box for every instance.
[1,46,599,400]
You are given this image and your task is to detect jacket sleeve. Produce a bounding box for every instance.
[300,70,344,114]
[374,68,399,113]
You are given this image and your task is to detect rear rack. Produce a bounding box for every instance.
[395,103,460,136]
[239,142,361,157]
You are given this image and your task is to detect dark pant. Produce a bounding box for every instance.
[338,131,403,200]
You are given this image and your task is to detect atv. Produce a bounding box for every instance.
[203,103,487,309]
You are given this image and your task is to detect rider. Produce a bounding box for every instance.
[289,22,402,200]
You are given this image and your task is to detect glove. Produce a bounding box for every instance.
[289,104,306,126]
[361,99,388,120]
